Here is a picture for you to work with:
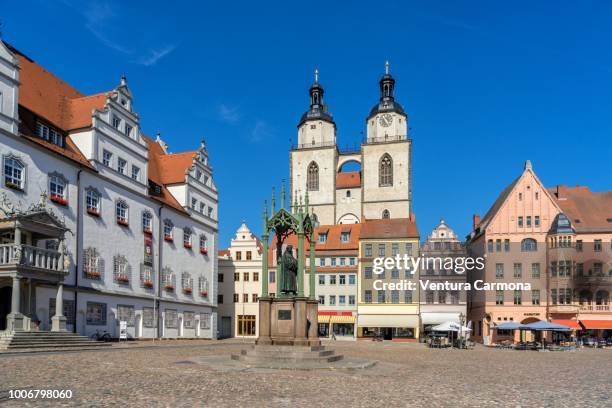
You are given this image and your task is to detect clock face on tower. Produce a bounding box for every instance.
[378,113,393,127]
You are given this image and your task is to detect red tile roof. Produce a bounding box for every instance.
[549,185,612,233]
[360,217,419,239]
[336,171,361,189]
[158,151,198,185]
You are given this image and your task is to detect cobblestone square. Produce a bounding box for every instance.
[1,340,610,407]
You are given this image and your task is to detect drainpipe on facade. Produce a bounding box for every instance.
[73,169,82,334]
[156,205,163,339]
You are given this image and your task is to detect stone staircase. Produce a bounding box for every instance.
[0,331,113,352]
[231,344,345,368]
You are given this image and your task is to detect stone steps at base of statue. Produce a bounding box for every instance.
[231,353,344,364]
[239,348,337,359]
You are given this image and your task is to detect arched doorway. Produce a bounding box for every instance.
[0,286,11,331]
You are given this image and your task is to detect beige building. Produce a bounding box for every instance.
[357,218,420,341]
[289,65,412,225]
[217,223,262,338]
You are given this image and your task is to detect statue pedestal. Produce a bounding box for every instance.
[256,296,319,346]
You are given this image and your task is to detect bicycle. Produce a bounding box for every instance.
[90,329,112,342]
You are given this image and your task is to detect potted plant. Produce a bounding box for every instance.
[143,280,154,289]
[164,284,174,291]
[117,218,129,227]
[143,227,153,235]
[116,274,129,284]
[183,287,193,295]
[200,247,208,255]
[164,234,173,242]
[49,194,68,206]
[86,208,100,216]
[85,271,101,279]
[5,181,23,191]
[200,291,208,298]
[184,242,193,249]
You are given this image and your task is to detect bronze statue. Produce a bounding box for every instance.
[279,245,298,295]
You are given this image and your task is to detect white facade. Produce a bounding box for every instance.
[0,41,218,339]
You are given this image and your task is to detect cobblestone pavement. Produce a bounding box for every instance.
[1,340,610,407]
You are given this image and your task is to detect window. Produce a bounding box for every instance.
[115,200,129,225]
[243,294,249,303]
[513,290,522,305]
[341,232,350,243]
[513,263,522,278]
[391,290,400,304]
[377,290,386,303]
[379,153,393,186]
[162,267,175,290]
[49,173,67,202]
[404,290,412,303]
[450,291,459,304]
[163,219,173,240]
[405,243,413,256]
[237,315,256,336]
[551,261,558,277]
[131,165,140,181]
[594,239,602,252]
[521,238,537,252]
[339,275,346,285]
[364,267,372,279]
[329,275,336,285]
[496,239,501,252]
[86,302,107,325]
[438,291,447,304]
[233,294,239,303]
[518,216,523,227]
[199,202,205,214]
[534,216,540,227]
[269,271,276,283]
[318,296,325,305]
[365,244,372,257]
[181,272,193,293]
[532,290,540,305]
[86,188,101,215]
[218,294,224,304]
[165,309,177,328]
[349,295,356,305]
[495,263,504,279]
[364,290,372,303]
[318,233,327,244]
[329,295,336,305]
[391,268,399,279]
[112,115,121,129]
[382,209,390,219]
[318,275,325,285]
[346,190,351,198]
[576,240,583,251]
[576,263,584,276]
[487,240,493,252]
[425,292,434,304]
[349,274,356,285]
[4,156,25,190]
[526,216,532,227]
[391,243,399,256]
[83,247,103,280]
[102,150,112,167]
[340,257,346,266]
[113,255,130,284]
[118,158,127,175]
[518,192,522,201]
[349,257,356,266]
[495,290,504,305]
[140,265,153,288]
[35,122,63,147]
[183,312,194,329]
[504,239,510,252]
[246,251,252,260]
[199,235,208,253]
[243,272,249,281]
[49,299,75,325]
[191,198,197,210]
[253,272,259,281]
[183,228,192,248]
[142,211,153,233]
[252,294,258,303]
[531,263,540,278]
[331,258,336,266]
[125,123,133,137]
[207,206,214,218]
[200,313,211,330]
[378,244,385,257]
[307,161,319,191]
[339,295,346,305]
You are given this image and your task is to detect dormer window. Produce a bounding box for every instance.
[318,233,327,244]
[35,122,64,147]
[341,232,350,243]
[112,115,121,129]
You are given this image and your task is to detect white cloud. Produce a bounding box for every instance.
[218,104,241,124]
[251,120,273,143]
[137,45,177,67]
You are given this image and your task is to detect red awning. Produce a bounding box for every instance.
[551,319,581,330]
[580,320,612,330]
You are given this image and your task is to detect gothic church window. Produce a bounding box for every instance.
[379,154,393,187]
[382,209,390,219]
[307,161,319,191]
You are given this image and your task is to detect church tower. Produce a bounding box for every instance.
[290,69,338,225]
[361,62,412,220]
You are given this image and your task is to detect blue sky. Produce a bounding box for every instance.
[3,1,611,246]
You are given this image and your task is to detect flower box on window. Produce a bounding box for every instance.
[86,208,100,217]
[164,234,173,242]
[164,284,174,291]
[143,280,154,289]
[5,181,23,191]
[200,247,208,255]
[200,291,208,298]
[184,243,193,249]
[143,228,153,235]
[183,287,193,295]
[49,194,68,206]
[85,271,101,279]
[116,275,130,284]
[117,218,129,226]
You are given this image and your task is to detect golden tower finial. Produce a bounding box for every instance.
[385,60,389,75]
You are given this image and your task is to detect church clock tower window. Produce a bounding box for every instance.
[379,154,393,187]
[307,161,319,191]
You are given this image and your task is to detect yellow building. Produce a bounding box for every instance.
[357,218,420,341]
